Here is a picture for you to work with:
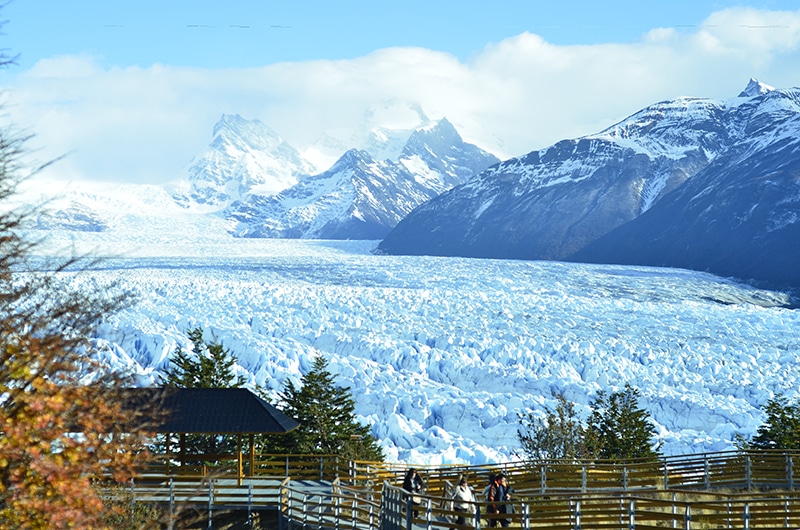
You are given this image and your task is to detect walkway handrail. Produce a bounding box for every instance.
[352,449,800,496]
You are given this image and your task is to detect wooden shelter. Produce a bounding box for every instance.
[123,387,299,478]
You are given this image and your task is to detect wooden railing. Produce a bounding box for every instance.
[122,450,800,529]
[377,484,800,529]
[352,450,800,496]
[145,452,347,482]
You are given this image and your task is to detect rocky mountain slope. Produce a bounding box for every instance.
[377,80,799,289]
[571,84,800,290]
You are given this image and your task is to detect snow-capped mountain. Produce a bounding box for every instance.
[302,99,434,170]
[227,118,499,239]
[572,83,800,290]
[169,114,318,211]
[377,80,800,289]
[31,114,497,240]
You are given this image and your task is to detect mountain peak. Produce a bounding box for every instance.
[331,148,374,169]
[212,114,280,141]
[738,78,775,98]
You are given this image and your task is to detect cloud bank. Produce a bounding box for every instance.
[3,7,800,184]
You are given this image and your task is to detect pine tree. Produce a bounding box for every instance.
[585,384,660,461]
[270,356,384,461]
[161,327,246,389]
[750,394,800,450]
[159,327,246,458]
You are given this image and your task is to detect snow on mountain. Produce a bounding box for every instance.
[739,77,775,98]
[19,180,210,234]
[227,119,499,240]
[168,114,318,211]
[29,111,497,241]
[302,100,434,170]
[377,80,800,290]
[572,85,800,291]
[26,226,800,465]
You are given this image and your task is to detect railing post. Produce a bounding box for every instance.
[581,466,587,492]
[334,493,341,530]
[743,502,750,530]
[168,478,175,530]
[745,454,752,491]
[247,482,253,529]
[319,456,324,480]
[129,477,135,520]
[704,455,710,490]
[406,497,413,530]
[787,454,794,490]
[628,498,635,530]
[207,478,214,530]
[285,455,290,478]
[473,502,481,529]
[664,461,669,490]
[623,466,628,490]
[522,502,530,530]
[574,499,581,530]
[540,465,547,495]
[672,492,677,529]
[425,498,432,529]
[301,494,308,528]
[785,496,790,529]
[684,505,691,530]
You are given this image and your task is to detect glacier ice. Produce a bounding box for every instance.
[27,226,800,465]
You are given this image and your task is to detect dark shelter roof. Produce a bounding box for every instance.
[123,388,299,434]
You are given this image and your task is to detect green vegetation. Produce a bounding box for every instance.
[585,384,660,460]
[749,394,800,450]
[517,393,585,461]
[159,327,248,458]
[161,326,247,389]
[518,384,660,462]
[268,356,385,462]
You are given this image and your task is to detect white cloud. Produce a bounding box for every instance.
[2,7,800,184]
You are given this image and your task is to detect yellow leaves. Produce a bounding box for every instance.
[1,381,156,528]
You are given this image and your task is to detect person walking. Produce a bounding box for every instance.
[486,473,511,527]
[402,468,425,517]
[450,475,475,528]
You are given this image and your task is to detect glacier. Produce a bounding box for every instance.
[26,217,800,465]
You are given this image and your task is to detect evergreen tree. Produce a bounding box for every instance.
[750,394,800,450]
[159,327,247,458]
[585,384,660,461]
[161,327,246,389]
[518,393,586,462]
[270,356,384,461]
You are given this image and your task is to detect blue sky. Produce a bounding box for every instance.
[5,1,796,68]
[2,1,800,183]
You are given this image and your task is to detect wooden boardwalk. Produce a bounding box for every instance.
[119,450,800,529]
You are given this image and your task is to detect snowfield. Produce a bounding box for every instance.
[27,221,800,465]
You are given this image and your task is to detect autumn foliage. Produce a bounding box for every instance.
[0,123,157,526]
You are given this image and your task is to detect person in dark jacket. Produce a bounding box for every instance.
[402,468,425,517]
[486,473,511,527]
